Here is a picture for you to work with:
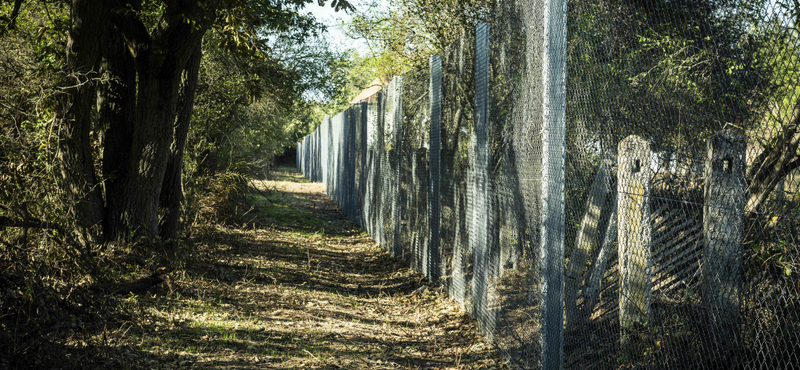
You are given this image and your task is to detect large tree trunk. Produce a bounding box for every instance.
[104,4,212,241]
[160,46,202,241]
[104,55,180,240]
[60,0,216,243]
[99,27,137,242]
[56,0,108,245]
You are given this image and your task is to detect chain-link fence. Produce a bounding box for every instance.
[297,0,800,368]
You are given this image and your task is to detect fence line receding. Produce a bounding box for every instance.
[297,0,800,368]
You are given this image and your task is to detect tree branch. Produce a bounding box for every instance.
[0,215,61,230]
[108,0,152,55]
[112,267,169,295]
[0,0,24,36]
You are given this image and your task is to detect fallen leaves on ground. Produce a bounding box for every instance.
[52,167,509,370]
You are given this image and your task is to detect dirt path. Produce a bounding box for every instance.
[94,168,507,369]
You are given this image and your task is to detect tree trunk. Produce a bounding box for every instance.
[0,0,24,35]
[57,0,108,245]
[61,0,216,243]
[160,46,202,241]
[99,28,137,242]
[104,5,211,241]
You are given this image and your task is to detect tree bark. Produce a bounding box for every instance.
[104,2,213,241]
[99,24,137,242]
[160,45,202,241]
[60,0,219,243]
[56,0,109,245]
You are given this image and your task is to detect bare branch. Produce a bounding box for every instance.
[0,215,62,230]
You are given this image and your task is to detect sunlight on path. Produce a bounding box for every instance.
[129,167,508,369]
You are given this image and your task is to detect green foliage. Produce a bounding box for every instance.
[749,8,800,149]
[567,0,768,153]
[0,0,356,366]
[187,29,352,178]
[347,0,495,80]
[0,6,100,364]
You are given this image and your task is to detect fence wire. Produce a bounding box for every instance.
[297,0,800,368]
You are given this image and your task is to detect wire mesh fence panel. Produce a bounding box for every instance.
[379,90,392,250]
[355,102,367,226]
[346,107,356,219]
[399,64,431,273]
[364,98,383,242]
[565,0,800,369]
[341,108,351,217]
[429,55,443,282]
[295,0,799,368]
[485,0,548,367]
[330,112,343,204]
[440,29,477,312]
[379,79,399,254]
[472,20,494,342]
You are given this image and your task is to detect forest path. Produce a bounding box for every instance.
[103,167,507,369]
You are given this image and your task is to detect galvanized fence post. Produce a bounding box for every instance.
[391,76,404,258]
[429,55,443,282]
[540,0,567,367]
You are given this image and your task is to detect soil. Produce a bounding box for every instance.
[51,167,509,369]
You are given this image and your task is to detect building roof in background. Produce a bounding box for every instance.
[350,78,384,103]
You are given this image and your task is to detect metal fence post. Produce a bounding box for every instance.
[703,130,745,351]
[618,135,651,357]
[540,0,567,367]
[391,76,404,258]
[471,22,492,334]
[429,55,443,282]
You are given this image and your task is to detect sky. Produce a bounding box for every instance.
[305,1,374,52]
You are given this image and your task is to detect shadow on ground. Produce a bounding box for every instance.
[26,167,506,370]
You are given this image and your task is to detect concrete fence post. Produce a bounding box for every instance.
[703,130,745,351]
[617,135,651,356]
